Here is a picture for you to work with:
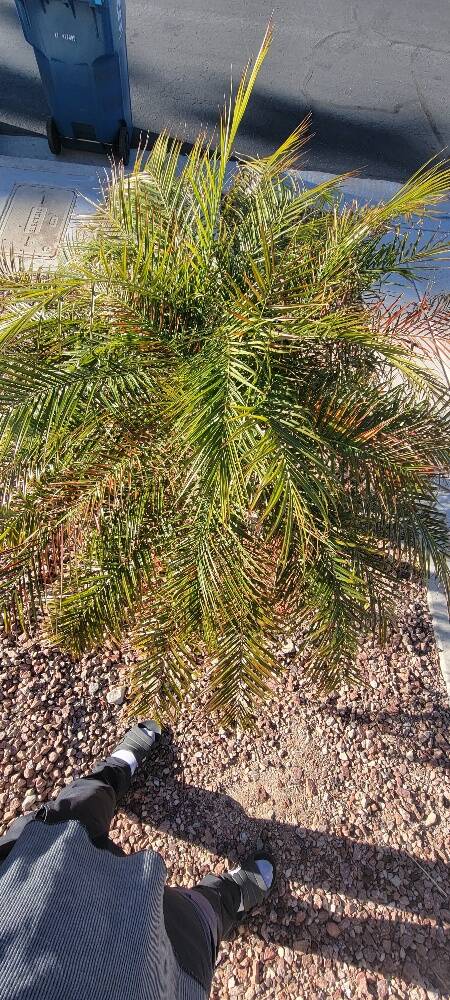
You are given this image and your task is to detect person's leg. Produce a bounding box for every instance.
[195,853,275,935]
[42,755,132,843]
[42,720,161,843]
[162,852,275,992]
[0,754,131,862]
[163,875,241,988]
[0,720,161,862]
[188,875,242,943]
[0,754,131,863]
[163,885,222,993]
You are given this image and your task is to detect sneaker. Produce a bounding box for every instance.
[112,720,161,769]
[221,850,276,913]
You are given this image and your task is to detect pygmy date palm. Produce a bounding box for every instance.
[1,28,450,724]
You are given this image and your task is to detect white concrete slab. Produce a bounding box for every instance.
[428,485,450,701]
[0,152,106,265]
[0,140,150,264]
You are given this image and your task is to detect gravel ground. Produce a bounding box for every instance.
[0,574,449,999]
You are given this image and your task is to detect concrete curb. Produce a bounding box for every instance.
[427,574,450,699]
[427,485,450,701]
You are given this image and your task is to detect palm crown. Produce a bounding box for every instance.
[1,28,450,724]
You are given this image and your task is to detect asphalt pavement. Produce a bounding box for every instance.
[0,0,449,181]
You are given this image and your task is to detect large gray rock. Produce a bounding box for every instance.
[106,686,126,707]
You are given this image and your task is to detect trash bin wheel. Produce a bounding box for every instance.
[113,122,130,165]
[46,117,62,156]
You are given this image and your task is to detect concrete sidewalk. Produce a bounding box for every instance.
[0,134,449,698]
[0,137,110,266]
[2,134,450,284]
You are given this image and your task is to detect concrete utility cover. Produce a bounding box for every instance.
[0,183,76,258]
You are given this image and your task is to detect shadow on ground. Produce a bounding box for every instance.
[131,92,443,182]
[0,45,444,182]
[123,732,450,995]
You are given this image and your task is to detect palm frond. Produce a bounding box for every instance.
[1,28,450,723]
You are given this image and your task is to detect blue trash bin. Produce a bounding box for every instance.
[14,0,132,162]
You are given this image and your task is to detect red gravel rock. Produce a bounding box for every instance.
[0,577,449,998]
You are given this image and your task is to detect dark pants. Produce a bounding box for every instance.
[0,756,241,993]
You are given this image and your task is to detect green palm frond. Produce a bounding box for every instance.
[48,483,159,652]
[1,28,450,724]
